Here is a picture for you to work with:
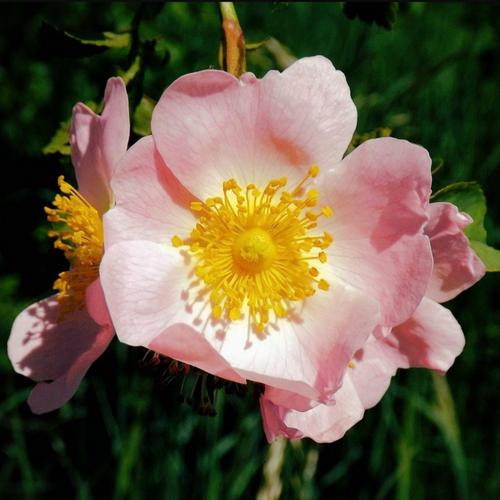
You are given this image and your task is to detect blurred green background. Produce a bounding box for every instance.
[1,3,500,499]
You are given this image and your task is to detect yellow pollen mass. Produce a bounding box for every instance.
[172,166,334,332]
[233,227,277,272]
[45,176,104,320]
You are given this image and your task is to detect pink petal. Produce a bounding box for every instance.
[7,295,115,414]
[100,239,380,402]
[70,77,130,215]
[104,136,194,248]
[260,295,466,442]
[346,341,399,409]
[320,137,433,327]
[347,296,465,409]
[152,56,356,201]
[425,202,486,303]
[85,278,112,326]
[260,375,365,443]
[379,296,465,374]
[263,386,318,412]
[216,281,379,402]
[100,241,246,384]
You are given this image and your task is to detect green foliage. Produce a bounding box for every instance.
[118,56,142,86]
[432,182,500,271]
[246,38,271,51]
[39,22,131,59]
[132,95,155,137]
[42,117,72,156]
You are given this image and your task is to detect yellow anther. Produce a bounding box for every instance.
[229,308,241,321]
[195,266,206,278]
[213,305,222,319]
[309,267,319,277]
[319,252,327,263]
[309,165,320,177]
[190,201,203,211]
[318,279,330,291]
[273,303,285,317]
[321,206,333,217]
[307,188,319,199]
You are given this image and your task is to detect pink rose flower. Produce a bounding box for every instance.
[100,56,434,407]
[7,78,130,414]
[260,201,486,442]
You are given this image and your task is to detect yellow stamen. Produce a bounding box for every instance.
[173,167,334,332]
[45,176,103,320]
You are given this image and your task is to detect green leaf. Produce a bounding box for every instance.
[431,182,485,240]
[246,38,271,51]
[469,241,500,272]
[42,118,71,155]
[431,182,500,271]
[118,56,142,86]
[40,22,131,59]
[343,2,399,31]
[133,96,155,137]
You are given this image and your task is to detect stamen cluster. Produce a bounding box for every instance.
[45,176,104,319]
[172,166,333,332]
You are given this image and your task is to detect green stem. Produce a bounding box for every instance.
[218,2,239,22]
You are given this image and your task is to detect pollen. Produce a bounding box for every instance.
[45,176,104,320]
[172,167,334,332]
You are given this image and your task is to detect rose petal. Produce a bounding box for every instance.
[260,375,365,443]
[152,56,356,201]
[104,136,194,248]
[261,296,465,441]
[320,137,433,327]
[379,296,465,374]
[347,341,399,409]
[215,281,379,402]
[85,278,112,326]
[7,295,115,413]
[425,202,486,303]
[100,241,246,384]
[70,77,129,215]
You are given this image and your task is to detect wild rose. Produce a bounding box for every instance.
[7,78,129,414]
[260,201,486,442]
[99,56,434,407]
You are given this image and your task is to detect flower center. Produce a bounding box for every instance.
[232,227,277,272]
[172,165,333,333]
[45,176,103,320]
